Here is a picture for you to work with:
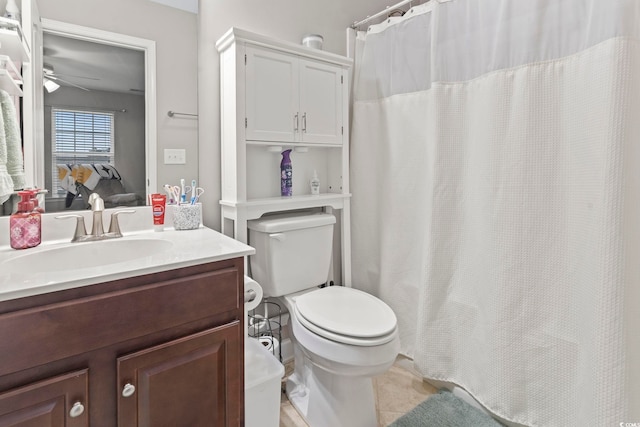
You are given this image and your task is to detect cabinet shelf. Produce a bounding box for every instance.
[247,140,343,149]
[0,69,22,95]
[0,18,31,61]
[220,193,351,220]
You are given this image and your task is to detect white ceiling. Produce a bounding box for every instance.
[43,32,145,94]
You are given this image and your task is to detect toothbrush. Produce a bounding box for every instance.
[190,179,197,204]
[163,184,175,204]
[180,178,186,203]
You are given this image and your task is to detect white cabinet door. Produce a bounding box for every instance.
[245,46,298,142]
[299,58,343,144]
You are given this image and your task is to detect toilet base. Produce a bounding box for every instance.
[286,344,378,427]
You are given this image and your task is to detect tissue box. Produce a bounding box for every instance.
[172,203,202,230]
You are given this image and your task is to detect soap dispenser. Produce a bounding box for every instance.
[10,191,41,250]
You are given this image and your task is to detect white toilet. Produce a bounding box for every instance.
[248,212,400,427]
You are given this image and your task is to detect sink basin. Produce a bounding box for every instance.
[1,238,173,274]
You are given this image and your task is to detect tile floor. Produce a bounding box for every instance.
[279,355,438,427]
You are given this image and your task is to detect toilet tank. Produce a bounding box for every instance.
[248,212,336,297]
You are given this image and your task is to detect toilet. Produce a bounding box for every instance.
[248,212,400,427]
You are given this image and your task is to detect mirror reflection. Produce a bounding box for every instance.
[42,31,147,213]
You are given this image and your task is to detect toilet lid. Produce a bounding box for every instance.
[294,287,397,345]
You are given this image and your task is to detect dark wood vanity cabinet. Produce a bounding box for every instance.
[0,258,245,427]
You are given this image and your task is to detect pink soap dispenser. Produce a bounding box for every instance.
[10,191,41,250]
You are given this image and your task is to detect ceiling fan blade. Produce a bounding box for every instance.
[53,73,100,81]
[47,75,91,92]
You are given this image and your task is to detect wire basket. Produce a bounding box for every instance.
[248,299,282,362]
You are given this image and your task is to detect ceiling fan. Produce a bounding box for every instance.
[43,63,99,92]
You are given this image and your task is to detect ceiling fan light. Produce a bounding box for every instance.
[44,77,60,93]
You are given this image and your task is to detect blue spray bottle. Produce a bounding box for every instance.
[280,149,293,196]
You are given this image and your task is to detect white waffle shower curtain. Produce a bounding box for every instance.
[350,1,640,425]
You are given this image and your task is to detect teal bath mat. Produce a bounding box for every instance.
[389,389,503,427]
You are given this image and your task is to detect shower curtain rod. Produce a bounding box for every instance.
[351,0,425,29]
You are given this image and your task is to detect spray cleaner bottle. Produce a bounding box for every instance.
[280,149,293,196]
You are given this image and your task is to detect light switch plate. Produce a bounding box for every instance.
[164,148,186,164]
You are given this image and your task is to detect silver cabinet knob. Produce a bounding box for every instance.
[69,401,85,418]
[122,383,136,397]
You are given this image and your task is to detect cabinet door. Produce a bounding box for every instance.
[117,323,242,427]
[245,46,298,142]
[0,369,89,427]
[299,58,343,144]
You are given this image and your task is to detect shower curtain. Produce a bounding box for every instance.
[350,1,640,426]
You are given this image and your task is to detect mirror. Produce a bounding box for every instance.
[37,19,156,213]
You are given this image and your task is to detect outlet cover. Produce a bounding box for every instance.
[164,148,186,164]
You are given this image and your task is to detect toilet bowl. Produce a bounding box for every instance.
[284,287,400,427]
[248,212,400,427]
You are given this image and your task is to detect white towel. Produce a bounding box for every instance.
[0,90,25,191]
[0,99,13,205]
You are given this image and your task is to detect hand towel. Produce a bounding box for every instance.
[0,90,25,191]
[0,100,13,205]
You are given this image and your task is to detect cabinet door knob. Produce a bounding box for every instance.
[302,112,307,132]
[122,383,136,397]
[69,401,85,418]
[294,113,299,132]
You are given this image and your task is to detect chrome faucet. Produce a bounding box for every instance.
[56,193,136,242]
[88,193,105,237]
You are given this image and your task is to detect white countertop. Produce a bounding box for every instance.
[0,206,255,302]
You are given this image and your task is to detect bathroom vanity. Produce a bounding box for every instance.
[0,212,254,426]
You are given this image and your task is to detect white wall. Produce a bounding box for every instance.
[198,0,393,229]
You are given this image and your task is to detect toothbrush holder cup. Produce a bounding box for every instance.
[172,203,202,230]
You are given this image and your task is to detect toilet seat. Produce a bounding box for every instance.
[292,286,397,347]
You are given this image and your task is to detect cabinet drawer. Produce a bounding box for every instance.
[0,267,240,376]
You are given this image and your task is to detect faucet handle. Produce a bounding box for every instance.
[88,193,105,211]
[55,214,88,242]
[108,209,136,237]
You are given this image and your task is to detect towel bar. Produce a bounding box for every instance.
[167,110,198,118]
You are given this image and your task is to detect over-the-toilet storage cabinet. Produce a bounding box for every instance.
[216,28,352,285]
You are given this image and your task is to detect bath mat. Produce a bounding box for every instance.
[389,389,503,427]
